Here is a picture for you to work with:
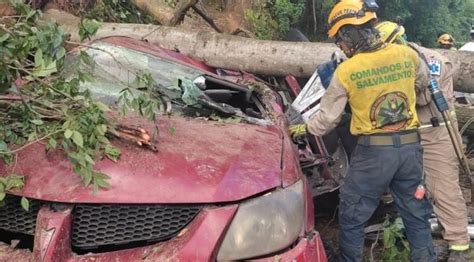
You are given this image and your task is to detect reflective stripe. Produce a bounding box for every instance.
[450,244,470,251]
[419,122,447,129]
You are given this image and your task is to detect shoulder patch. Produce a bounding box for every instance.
[427,59,441,76]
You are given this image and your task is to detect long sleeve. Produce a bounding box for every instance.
[415,51,432,106]
[306,77,348,136]
[415,55,430,92]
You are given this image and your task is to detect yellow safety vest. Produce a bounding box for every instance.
[335,44,420,135]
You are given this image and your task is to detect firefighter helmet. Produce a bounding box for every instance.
[437,34,455,46]
[327,0,378,38]
[375,21,407,45]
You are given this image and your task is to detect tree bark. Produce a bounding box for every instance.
[168,0,198,26]
[43,9,474,93]
[130,0,174,25]
[437,50,474,94]
[455,105,474,136]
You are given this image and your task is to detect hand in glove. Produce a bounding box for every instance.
[289,124,307,141]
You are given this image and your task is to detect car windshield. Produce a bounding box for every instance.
[64,41,269,124]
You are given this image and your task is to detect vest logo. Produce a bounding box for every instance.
[370,91,413,131]
[350,61,414,89]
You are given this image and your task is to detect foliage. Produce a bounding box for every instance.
[382,216,410,261]
[376,0,473,47]
[164,0,177,8]
[296,0,472,47]
[86,0,156,24]
[269,0,305,34]
[0,1,123,193]
[118,72,161,122]
[0,175,24,202]
[0,175,26,210]
[79,18,101,41]
[245,8,278,40]
[245,0,306,40]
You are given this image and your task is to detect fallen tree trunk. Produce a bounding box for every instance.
[43,9,474,93]
[437,50,474,94]
[456,105,474,136]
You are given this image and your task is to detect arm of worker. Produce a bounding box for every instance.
[438,60,455,107]
[415,55,432,106]
[305,77,348,136]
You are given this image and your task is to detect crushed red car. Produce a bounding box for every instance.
[0,37,327,261]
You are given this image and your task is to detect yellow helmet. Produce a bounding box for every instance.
[375,21,407,45]
[327,0,378,38]
[437,34,455,45]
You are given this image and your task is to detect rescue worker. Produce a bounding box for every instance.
[438,33,457,50]
[376,21,471,261]
[289,0,435,260]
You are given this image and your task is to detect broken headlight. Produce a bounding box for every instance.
[216,180,305,261]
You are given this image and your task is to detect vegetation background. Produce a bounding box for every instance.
[296,0,474,47]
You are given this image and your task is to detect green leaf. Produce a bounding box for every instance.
[169,127,176,135]
[95,102,110,112]
[5,175,25,190]
[84,154,94,165]
[27,132,36,142]
[0,33,10,43]
[0,183,5,201]
[95,124,107,136]
[0,140,8,151]
[34,49,43,68]
[30,119,44,125]
[46,138,57,150]
[79,51,94,66]
[79,18,101,41]
[83,171,92,187]
[64,129,73,139]
[32,60,57,77]
[71,131,84,148]
[96,177,111,189]
[20,197,29,211]
[78,71,94,83]
[105,144,121,162]
[92,182,99,195]
[55,46,66,60]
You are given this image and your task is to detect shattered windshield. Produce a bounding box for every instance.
[64,41,269,124]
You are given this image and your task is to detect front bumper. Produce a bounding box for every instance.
[0,203,326,262]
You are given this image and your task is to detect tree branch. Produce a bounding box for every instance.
[192,5,222,33]
[168,0,199,26]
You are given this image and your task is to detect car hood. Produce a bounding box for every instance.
[0,116,284,204]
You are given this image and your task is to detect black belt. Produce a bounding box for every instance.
[357,130,420,146]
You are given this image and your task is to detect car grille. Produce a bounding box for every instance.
[0,195,42,235]
[72,204,201,249]
[0,194,201,251]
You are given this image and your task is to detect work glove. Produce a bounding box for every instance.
[288,124,307,141]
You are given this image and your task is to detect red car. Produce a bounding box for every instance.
[0,37,327,261]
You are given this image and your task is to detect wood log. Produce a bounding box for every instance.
[456,105,474,136]
[42,9,474,93]
[437,50,474,94]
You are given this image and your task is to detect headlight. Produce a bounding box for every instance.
[217,180,305,261]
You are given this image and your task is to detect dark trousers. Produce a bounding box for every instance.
[338,142,435,262]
